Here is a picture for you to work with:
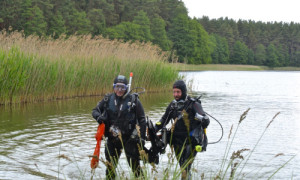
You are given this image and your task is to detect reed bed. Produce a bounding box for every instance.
[0,31,178,104]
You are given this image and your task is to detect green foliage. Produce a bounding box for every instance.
[0,48,177,104]
[23,5,47,36]
[231,41,249,64]
[159,0,188,29]
[105,22,143,42]
[199,16,300,67]
[0,33,178,104]
[66,9,91,35]
[188,19,212,64]
[0,47,32,103]
[247,49,255,65]
[266,43,279,67]
[168,15,212,64]
[87,9,106,36]
[211,34,230,64]
[168,14,190,63]
[133,10,153,42]
[0,0,23,30]
[151,16,170,51]
[98,0,119,26]
[254,44,266,65]
[48,11,66,38]
[1,0,300,66]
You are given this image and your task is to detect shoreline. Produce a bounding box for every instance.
[172,63,300,71]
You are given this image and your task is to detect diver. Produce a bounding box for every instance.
[92,75,146,180]
[154,80,210,180]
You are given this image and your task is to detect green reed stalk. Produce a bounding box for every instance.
[0,32,178,105]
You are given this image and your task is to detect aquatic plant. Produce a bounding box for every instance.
[0,31,178,104]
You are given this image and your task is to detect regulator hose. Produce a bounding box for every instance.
[205,112,224,144]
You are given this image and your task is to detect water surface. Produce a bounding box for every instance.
[1,71,299,179]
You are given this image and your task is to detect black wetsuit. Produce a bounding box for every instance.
[92,93,146,180]
[156,96,210,178]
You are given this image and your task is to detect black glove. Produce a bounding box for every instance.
[201,115,210,129]
[96,114,107,124]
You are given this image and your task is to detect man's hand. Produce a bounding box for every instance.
[202,115,210,129]
[97,115,107,124]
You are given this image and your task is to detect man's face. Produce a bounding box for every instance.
[114,83,127,97]
[173,88,182,101]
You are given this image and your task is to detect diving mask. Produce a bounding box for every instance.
[113,83,128,91]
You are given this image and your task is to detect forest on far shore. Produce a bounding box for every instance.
[0,0,299,67]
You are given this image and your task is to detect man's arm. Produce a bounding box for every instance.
[92,99,106,124]
[193,102,210,128]
[155,103,173,131]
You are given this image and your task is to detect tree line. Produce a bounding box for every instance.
[1,0,299,67]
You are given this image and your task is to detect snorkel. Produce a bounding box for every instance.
[123,72,133,99]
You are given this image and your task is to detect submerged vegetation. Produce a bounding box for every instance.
[0,31,178,105]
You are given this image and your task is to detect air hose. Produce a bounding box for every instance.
[205,112,224,144]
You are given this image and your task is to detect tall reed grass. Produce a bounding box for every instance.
[0,31,178,104]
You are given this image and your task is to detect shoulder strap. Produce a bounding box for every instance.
[103,93,112,108]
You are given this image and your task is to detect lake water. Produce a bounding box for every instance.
[0,71,299,179]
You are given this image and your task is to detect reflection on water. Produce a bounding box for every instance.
[1,71,300,179]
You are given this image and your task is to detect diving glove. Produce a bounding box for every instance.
[96,112,107,124]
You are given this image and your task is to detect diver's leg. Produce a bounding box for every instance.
[105,140,121,180]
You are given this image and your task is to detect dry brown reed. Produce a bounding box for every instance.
[228,125,233,139]
[0,31,178,104]
[274,153,284,158]
[58,154,72,162]
[266,112,280,128]
[239,108,250,124]
[0,31,167,62]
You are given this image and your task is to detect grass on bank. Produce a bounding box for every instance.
[0,31,178,105]
[174,63,300,71]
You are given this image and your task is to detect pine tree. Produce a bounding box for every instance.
[254,44,266,65]
[23,5,47,36]
[66,8,91,35]
[105,22,143,42]
[0,0,23,30]
[151,15,170,51]
[266,43,279,67]
[133,10,153,42]
[87,9,106,36]
[211,34,229,64]
[188,19,212,64]
[231,41,249,64]
[48,11,66,38]
[168,14,191,63]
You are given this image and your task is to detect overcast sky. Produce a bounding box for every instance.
[182,0,300,23]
